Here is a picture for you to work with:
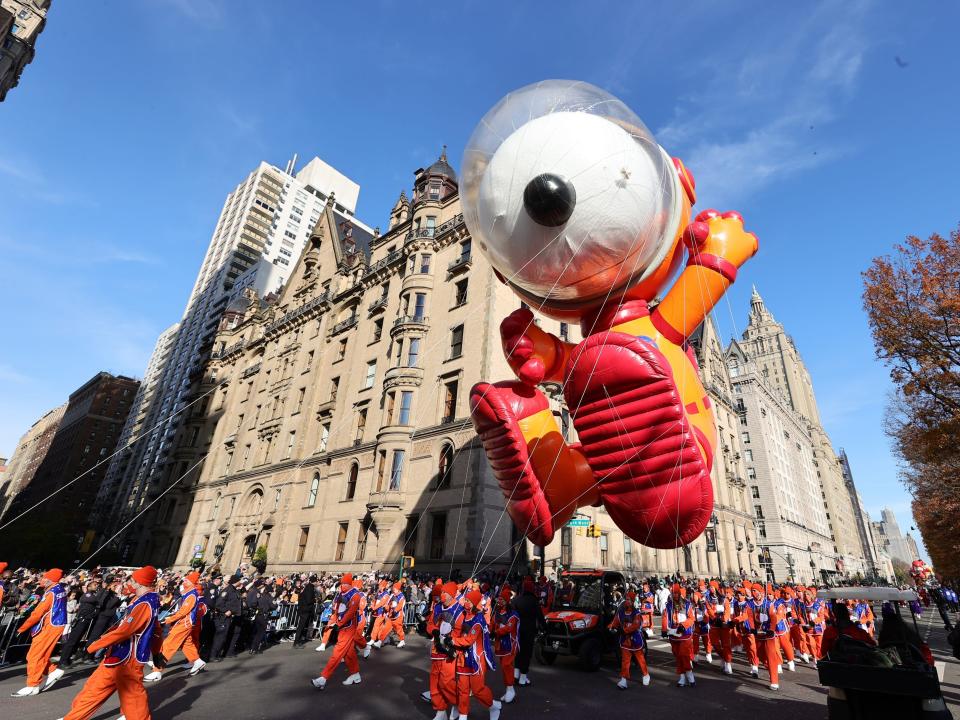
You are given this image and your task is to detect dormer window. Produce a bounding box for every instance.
[429,183,441,200]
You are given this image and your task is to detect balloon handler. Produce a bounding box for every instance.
[463,80,758,550]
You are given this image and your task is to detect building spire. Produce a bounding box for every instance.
[750,285,766,315]
[440,144,447,163]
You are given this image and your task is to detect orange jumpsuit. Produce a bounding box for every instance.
[640,592,655,633]
[771,596,795,664]
[452,610,495,715]
[376,590,406,643]
[662,597,695,674]
[354,591,368,650]
[159,589,201,666]
[427,599,461,712]
[788,593,810,658]
[369,587,390,642]
[492,607,519,688]
[752,596,782,686]
[63,594,162,720]
[320,589,361,680]
[804,597,826,659]
[733,595,759,667]
[691,594,712,656]
[707,593,734,663]
[17,584,66,687]
[609,605,648,680]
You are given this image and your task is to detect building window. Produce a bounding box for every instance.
[561,527,572,567]
[560,408,570,440]
[335,522,348,561]
[376,450,387,492]
[285,431,296,458]
[751,485,760,498]
[454,278,468,306]
[430,513,447,560]
[211,493,221,520]
[356,522,368,561]
[242,443,252,468]
[747,467,757,480]
[437,443,454,489]
[372,319,384,343]
[362,360,377,389]
[599,533,609,566]
[319,423,330,453]
[443,380,458,422]
[754,505,764,519]
[345,464,358,500]
[297,527,309,562]
[403,515,419,557]
[406,338,420,367]
[399,391,413,425]
[355,408,367,443]
[413,293,426,321]
[741,432,750,444]
[386,392,396,425]
[623,536,633,569]
[420,253,431,273]
[560,322,569,341]
[295,387,305,414]
[389,450,405,490]
[683,545,693,573]
[450,325,464,359]
[273,487,282,510]
[305,350,314,370]
[307,473,319,507]
[338,338,348,360]
[330,377,339,402]
[745,449,753,462]
[459,238,471,262]
[757,521,767,539]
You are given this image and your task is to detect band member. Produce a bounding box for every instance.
[374,582,407,648]
[691,590,713,663]
[59,566,162,720]
[491,586,519,702]
[802,586,826,663]
[608,591,650,689]
[707,583,735,675]
[312,574,362,690]
[426,581,464,720]
[452,590,501,720]
[733,584,760,677]
[352,578,371,659]
[367,580,391,650]
[662,583,695,687]
[640,583,655,637]
[752,583,783,690]
[12,568,67,697]
[144,572,206,681]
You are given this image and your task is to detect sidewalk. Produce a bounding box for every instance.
[921,608,960,715]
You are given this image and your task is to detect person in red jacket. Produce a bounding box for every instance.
[536,576,553,613]
[12,568,67,697]
[57,566,162,720]
[491,586,519,703]
[452,589,501,720]
[609,591,650,689]
[312,573,363,690]
[143,571,206,681]
[662,583,695,686]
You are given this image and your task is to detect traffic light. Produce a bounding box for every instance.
[587,524,602,538]
[401,555,415,569]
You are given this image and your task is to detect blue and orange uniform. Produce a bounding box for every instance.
[492,587,519,693]
[662,585,695,680]
[452,590,497,717]
[608,592,649,684]
[16,569,67,690]
[318,576,361,682]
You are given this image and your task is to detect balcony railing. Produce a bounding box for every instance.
[404,227,436,245]
[363,249,403,279]
[263,291,330,335]
[330,316,359,335]
[392,314,429,330]
[368,295,389,313]
[447,254,472,273]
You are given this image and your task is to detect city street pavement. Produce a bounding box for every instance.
[1,613,957,720]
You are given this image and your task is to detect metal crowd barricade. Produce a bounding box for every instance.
[0,608,26,666]
[270,602,300,642]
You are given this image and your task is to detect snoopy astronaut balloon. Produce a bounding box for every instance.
[463,80,759,549]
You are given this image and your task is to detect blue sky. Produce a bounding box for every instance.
[2,0,957,560]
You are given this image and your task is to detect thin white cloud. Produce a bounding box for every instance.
[0,363,30,384]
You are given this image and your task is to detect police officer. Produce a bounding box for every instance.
[249,580,276,654]
[200,572,224,660]
[293,574,317,648]
[513,578,546,686]
[59,579,102,667]
[84,576,122,662]
[211,574,244,660]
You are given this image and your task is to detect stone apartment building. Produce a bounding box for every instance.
[0,0,50,102]
[0,402,65,521]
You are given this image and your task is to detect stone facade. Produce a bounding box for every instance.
[0,402,65,521]
[0,0,50,102]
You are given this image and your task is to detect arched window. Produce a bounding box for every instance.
[437,443,454,490]
[683,545,693,573]
[210,492,221,520]
[242,488,263,516]
[345,463,358,500]
[306,473,320,507]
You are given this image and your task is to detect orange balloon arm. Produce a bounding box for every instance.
[652,266,732,343]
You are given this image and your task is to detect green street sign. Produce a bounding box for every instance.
[567,518,590,527]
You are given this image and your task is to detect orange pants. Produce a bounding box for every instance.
[789,625,808,656]
[498,652,515,687]
[776,632,795,662]
[64,661,150,720]
[669,638,693,673]
[376,615,404,643]
[25,624,62,686]
[709,626,733,663]
[370,615,387,641]
[430,658,458,711]
[620,648,648,679]
[456,671,493,715]
[354,622,367,650]
[692,629,712,654]
[807,632,823,659]
[320,625,360,680]
[759,637,780,684]
[160,622,199,665]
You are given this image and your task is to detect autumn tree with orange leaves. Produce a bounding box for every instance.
[862,225,960,581]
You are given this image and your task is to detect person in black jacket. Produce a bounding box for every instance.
[293,575,317,648]
[211,574,244,660]
[513,578,547,686]
[200,573,223,660]
[84,577,122,662]
[58,579,101,667]
[249,581,276,654]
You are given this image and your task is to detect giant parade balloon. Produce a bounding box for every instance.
[464,80,759,549]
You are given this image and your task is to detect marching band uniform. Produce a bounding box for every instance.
[608,591,649,689]
[369,580,391,648]
[312,574,362,690]
[802,587,825,664]
[786,587,810,662]
[144,572,206,681]
[733,584,760,677]
[752,584,783,690]
[13,568,67,697]
[662,584,695,687]
[769,584,795,672]
[536,576,554,613]
[452,590,501,720]
[492,586,519,702]
[318,590,340,651]
[707,583,735,674]
[374,582,407,647]
[426,582,463,720]
[60,566,162,720]
[640,583,655,637]
[353,578,371,659]
[691,591,713,663]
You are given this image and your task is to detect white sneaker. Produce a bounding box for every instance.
[372,640,382,649]
[502,685,516,703]
[397,640,405,648]
[421,690,433,703]
[513,667,520,680]
[144,671,163,682]
[11,686,39,697]
[677,674,687,687]
[312,676,327,690]
[750,665,759,677]
[489,700,502,720]
[518,673,530,686]
[777,664,782,675]
[316,644,326,652]
[801,653,810,663]
[342,672,362,685]
[432,712,448,720]
[450,709,461,720]
[617,677,628,689]
[189,659,206,676]
[42,668,65,691]
[705,652,713,664]
[723,661,733,675]
[770,683,779,690]
[117,716,126,720]
[642,674,651,686]
[685,670,696,686]
[787,660,795,672]
[363,645,371,659]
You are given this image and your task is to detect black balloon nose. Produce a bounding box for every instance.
[523,173,576,227]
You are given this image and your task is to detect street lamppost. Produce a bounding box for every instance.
[709,513,723,579]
